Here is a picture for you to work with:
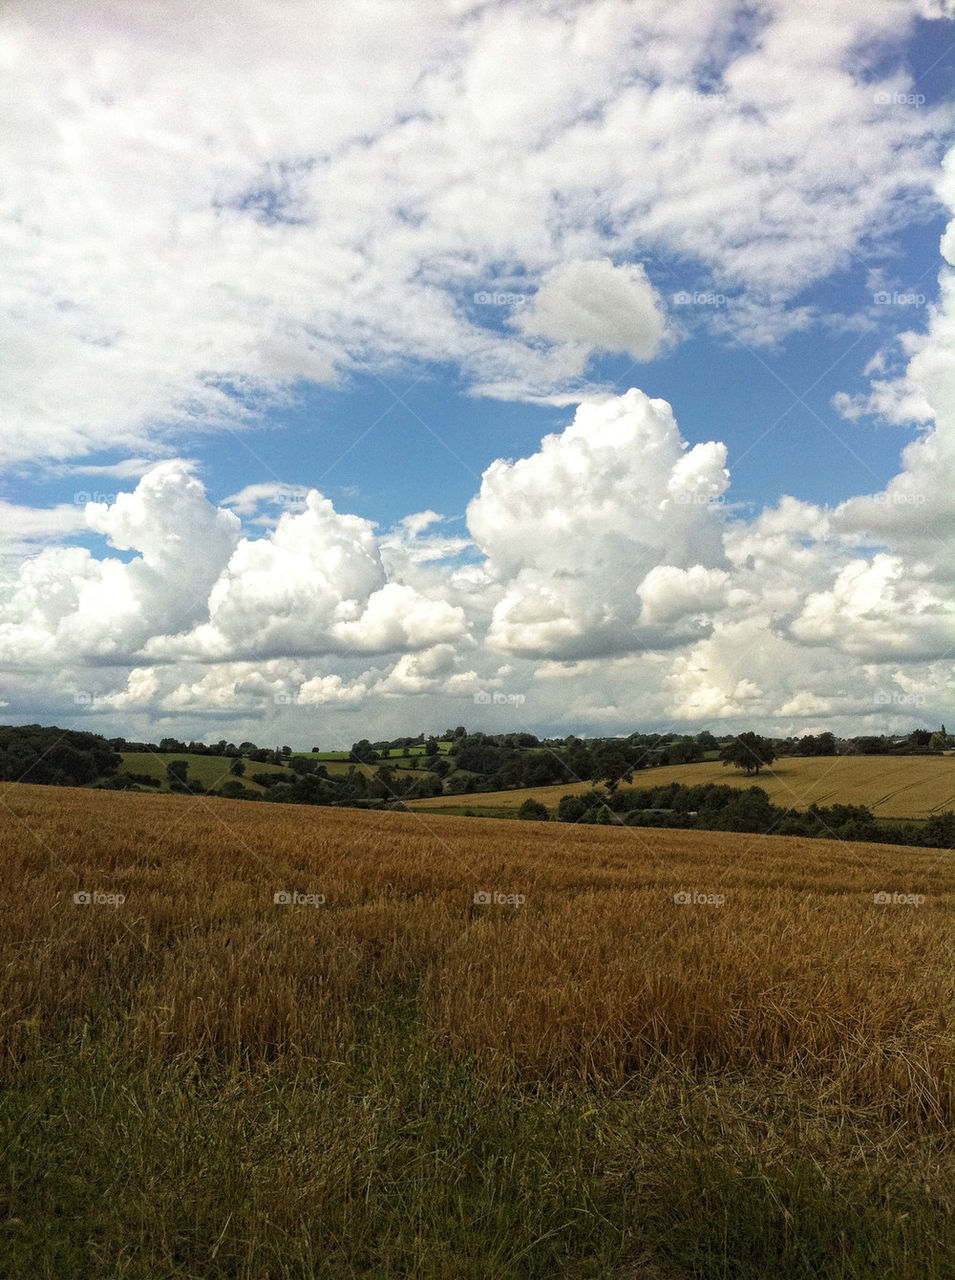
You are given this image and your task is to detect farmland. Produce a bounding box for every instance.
[411,752,955,819]
[2,784,955,1277]
[120,751,290,792]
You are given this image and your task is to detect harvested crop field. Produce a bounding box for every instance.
[412,752,955,818]
[2,784,954,1278]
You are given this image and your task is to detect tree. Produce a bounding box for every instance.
[349,739,379,764]
[720,732,776,776]
[425,736,439,758]
[557,795,588,823]
[518,798,548,821]
[229,757,245,776]
[166,760,189,784]
[590,741,634,792]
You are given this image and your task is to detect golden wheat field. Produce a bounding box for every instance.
[3,782,953,1122]
[412,752,955,817]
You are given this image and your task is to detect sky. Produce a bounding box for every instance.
[1,0,954,749]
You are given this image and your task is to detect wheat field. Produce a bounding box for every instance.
[3,783,955,1278]
[412,752,955,817]
[3,782,952,1101]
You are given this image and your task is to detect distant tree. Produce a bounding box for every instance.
[166,760,189,784]
[518,798,548,821]
[667,737,703,766]
[349,739,379,764]
[219,779,255,800]
[557,795,588,823]
[229,757,245,776]
[591,741,634,792]
[424,736,439,757]
[720,733,776,776]
[696,730,719,753]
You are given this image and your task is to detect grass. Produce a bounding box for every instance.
[120,752,290,793]
[410,753,955,819]
[2,784,954,1276]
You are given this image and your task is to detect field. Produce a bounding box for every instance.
[2,783,954,1277]
[120,751,290,792]
[411,753,955,819]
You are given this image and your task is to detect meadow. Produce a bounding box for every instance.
[119,746,453,792]
[2,783,954,1277]
[412,752,955,819]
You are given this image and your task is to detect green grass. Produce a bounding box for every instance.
[5,988,955,1279]
[120,752,289,793]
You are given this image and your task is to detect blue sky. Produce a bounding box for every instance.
[1,1,953,744]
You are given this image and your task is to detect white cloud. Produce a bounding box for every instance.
[467,388,729,658]
[0,0,949,461]
[514,259,668,363]
[0,461,241,664]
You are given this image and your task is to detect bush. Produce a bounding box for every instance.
[518,799,548,821]
[557,795,587,823]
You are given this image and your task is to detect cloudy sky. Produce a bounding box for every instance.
[1,0,953,747]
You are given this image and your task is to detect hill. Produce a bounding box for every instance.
[410,753,955,819]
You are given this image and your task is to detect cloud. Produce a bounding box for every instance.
[0,461,240,664]
[0,0,950,460]
[146,490,468,662]
[4,104,955,738]
[514,259,668,362]
[467,388,729,658]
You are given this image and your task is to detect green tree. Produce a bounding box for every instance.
[720,732,776,776]
[590,741,634,792]
[166,760,189,784]
[518,798,548,821]
[229,757,245,777]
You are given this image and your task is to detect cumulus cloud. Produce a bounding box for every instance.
[0,462,240,665]
[467,389,729,658]
[146,491,468,662]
